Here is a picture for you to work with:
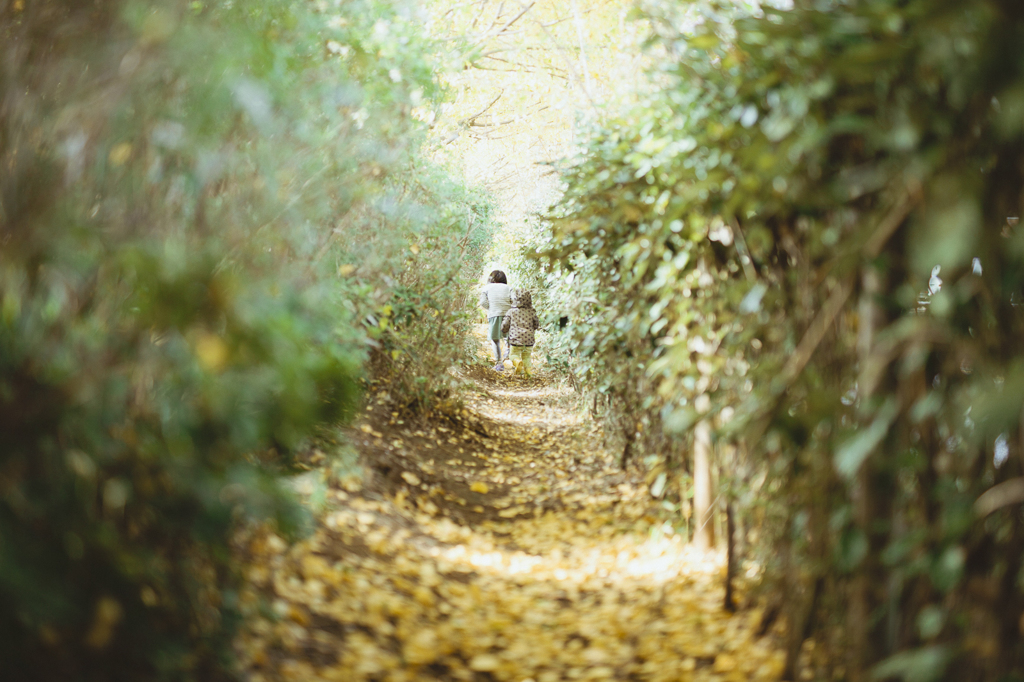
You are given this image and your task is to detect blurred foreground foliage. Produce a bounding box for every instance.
[543,0,1024,679]
[0,0,491,678]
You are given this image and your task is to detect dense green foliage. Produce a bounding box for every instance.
[543,0,1024,678]
[0,0,491,678]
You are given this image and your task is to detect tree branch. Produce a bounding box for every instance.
[772,276,855,396]
[460,89,504,125]
[975,478,1024,517]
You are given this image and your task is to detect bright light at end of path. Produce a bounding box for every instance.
[436,533,723,587]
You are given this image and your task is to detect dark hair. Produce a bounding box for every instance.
[488,270,507,284]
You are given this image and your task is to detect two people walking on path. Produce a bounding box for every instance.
[479,270,540,377]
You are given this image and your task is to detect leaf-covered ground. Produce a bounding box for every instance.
[236,327,787,681]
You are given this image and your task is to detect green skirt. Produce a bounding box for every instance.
[487,315,505,341]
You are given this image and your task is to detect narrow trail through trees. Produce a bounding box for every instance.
[237,327,786,681]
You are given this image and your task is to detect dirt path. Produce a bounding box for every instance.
[236,326,785,682]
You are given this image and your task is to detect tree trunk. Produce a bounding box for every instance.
[724,500,737,612]
[849,264,894,681]
[693,420,714,550]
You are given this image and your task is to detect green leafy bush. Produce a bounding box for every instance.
[358,161,495,414]
[0,0,490,678]
[543,0,1024,678]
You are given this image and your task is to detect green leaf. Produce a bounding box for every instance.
[871,646,951,682]
[835,399,898,480]
[912,183,981,275]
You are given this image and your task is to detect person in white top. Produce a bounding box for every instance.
[479,270,512,369]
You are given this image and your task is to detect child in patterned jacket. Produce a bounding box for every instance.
[500,289,540,378]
